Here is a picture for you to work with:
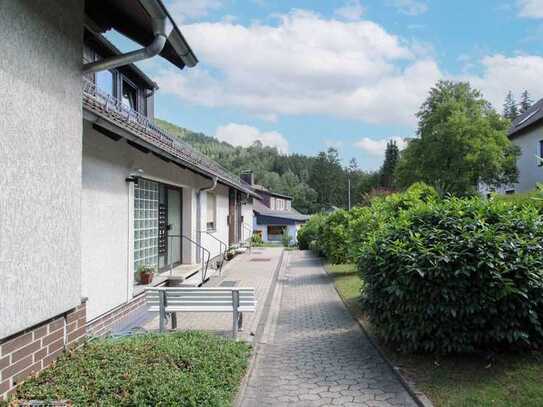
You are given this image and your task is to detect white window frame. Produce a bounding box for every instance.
[270,197,275,210]
[286,200,291,210]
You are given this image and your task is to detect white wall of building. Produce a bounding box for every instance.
[0,0,84,339]
[82,123,237,320]
[241,199,254,242]
[511,130,543,193]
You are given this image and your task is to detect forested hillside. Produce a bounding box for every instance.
[157,119,382,214]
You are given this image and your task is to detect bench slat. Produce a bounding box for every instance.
[148,306,256,312]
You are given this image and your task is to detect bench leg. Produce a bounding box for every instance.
[171,312,177,330]
[159,291,166,333]
[238,313,243,331]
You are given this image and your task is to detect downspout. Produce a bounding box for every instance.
[83,13,169,74]
[196,177,218,265]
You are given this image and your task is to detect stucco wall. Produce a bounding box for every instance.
[201,184,230,261]
[241,200,254,242]
[511,130,543,193]
[81,123,241,320]
[0,0,84,339]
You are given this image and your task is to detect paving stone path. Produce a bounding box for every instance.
[240,250,417,407]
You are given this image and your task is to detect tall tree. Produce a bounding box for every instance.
[396,80,520,195]
[519,90,533,114]
[503,91,519,120]
[308,148,346,208]
[379,140,400,188]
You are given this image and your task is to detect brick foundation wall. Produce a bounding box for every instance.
[0,302,87,399]
[86,293,147,337]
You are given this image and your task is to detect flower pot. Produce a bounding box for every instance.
[140,271,154,285]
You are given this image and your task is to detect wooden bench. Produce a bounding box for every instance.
[146,287,257,339]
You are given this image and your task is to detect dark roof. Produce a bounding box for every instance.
[253,200,310,222]
[252,184,292,200]
[84,29,157,90]
[85,0,197,71]
[509,98,543,138]
[83,79,257,197]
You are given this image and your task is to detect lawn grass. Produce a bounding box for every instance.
[325,263,543,407]
[8,331,251,407]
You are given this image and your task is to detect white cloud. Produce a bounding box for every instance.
[518,0,543,18]
[158,10,439,126]
[168,0,223,22]
[355,137,408,157]
[215,123,289,153]
[462,54,543,109]
[334,0,365,21]
[387,0,428,16]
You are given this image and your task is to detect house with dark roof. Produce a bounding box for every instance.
[241,172,310,244]
[0,1,254,397]
[506,98,543,193]
[480,98,543,196]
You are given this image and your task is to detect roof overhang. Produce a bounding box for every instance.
[85,0,198,71]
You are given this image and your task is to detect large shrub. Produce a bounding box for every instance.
[349,182,439,261]
[297,213,327,251]
[360,197,543,353]
[319,209,353,263]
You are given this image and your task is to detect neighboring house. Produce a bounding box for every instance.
[0,0,254,398]
[480,99,543,196]
[240,172,310,244]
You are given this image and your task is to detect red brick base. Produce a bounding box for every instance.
[86,293,147,337]
[0,302,87,399]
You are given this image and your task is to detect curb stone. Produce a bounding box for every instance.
[233,249,286,407]
[322,259,434,407]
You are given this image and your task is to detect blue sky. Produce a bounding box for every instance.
[110,0,543,170]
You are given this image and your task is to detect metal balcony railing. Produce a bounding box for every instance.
[82,78,253,193]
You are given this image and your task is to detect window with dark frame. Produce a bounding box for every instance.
[539,140,543,166]
[122,79,138,111]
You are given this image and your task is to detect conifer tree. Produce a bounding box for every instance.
[380,140,400,188]
[520,90,533,114]
[503,91,518,120]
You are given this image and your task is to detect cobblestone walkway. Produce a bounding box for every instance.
[240,250,417,407]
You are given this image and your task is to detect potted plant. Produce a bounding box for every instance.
[138,264,155,285]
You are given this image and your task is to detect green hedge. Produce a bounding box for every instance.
[359,197,543,353]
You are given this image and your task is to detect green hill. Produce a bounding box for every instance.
[156,118,378,213]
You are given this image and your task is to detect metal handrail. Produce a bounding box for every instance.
[241,222,253,251]
[82,78,253,192]
[167,234,211,283]
[199,231,228,276]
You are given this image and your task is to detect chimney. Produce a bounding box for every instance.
[240,170,254,185]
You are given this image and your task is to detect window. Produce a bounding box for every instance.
[286,200,291,210]
[206,192,217,231]
[122,79,138,111]
[505,189,515,195]
[96,69,114,96]
[268,225,286,241]
[539,140,543,166]
[134,179,159,276]
[277,199,284,210]
[270,197,275,210]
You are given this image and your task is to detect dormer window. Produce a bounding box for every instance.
[122,79,138,111]
[286,200,291,210]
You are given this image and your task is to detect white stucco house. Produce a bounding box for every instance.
[481,98,543,196]
[0,0,254,398]
[240,172,310,244]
